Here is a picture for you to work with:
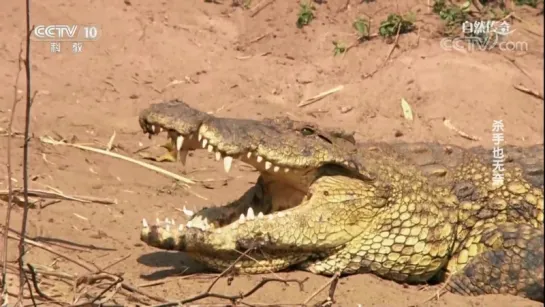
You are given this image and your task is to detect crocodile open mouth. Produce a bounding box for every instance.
[139,118,318,231]
[137,100,363,258]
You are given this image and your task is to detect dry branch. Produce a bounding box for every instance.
[13,0,34,304]
[513,83,544,100]
[443,118,480,141]
[0,188,116,207]
[1,38,25,306]
[149,248,308,306]
[298,85,344,108]
[39,136,195,185]
[2,229,167,305]
[303,273,339,305]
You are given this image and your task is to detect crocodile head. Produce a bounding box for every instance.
[138,100,379,272]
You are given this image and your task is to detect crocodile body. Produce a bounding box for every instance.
[138,100,544,302]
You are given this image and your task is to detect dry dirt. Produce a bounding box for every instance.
[0,0,544,306]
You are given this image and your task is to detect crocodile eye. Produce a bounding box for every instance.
[301,127,314,136]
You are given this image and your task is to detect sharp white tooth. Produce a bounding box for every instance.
[246,152,252,159]
[165,218,171,224]
[284,168,290,173]
[187,220,193,228]
[207,144,214,152]
[204,218,209,225]
[239,214,246,222]
[223,156,233,173]
[156,218,161,224]
[265,161,272,170]
[202,139,208,148]
[257,212,264,219]
[198,134,203,141]
[183,206,194,217]
[179,149,189,165]
[256,155,263,163]
[176,135,184,151]
[165,224,171,231]
[178,224,185,231]
[142,218,149,228]
[247,207,255,220]
[215,151,222,161]
[273,166,280,172]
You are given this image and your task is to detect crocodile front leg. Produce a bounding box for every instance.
[446,222,544,302]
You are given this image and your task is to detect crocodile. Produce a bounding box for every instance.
[138,99,544,302]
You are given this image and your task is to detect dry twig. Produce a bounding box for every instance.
[298,85,344,108]
[250,0,275,17]
[0,188,116,207]
[39,136,195,185]
[2,229,167,304]
[443,118,480,141]
[303,273,340,305]
[151,248,308,306]
[1,38,25,306]
[513,83,544,100]
[14,1,34,304]
[410,274,453,307]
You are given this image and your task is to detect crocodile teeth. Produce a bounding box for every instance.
[215,151,222,161]
[247,152,252,159]
[284,168,290,173]
[246,207,255,220]
[176,136,184,151]
[178,224,185,231]
[273,166,280,172]
[198,134,203,142]
[142,218,149,228]
[182,206,194,217]
[265,161,272,170]
[257,212,264,219]
[202,138,208,148]
[156,218,161,224]
[165,224,171,231]
[224,156,233,173]
[187,220,193,227]
[256,155,263,163]
[239,213,246,222]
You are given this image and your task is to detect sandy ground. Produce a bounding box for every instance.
[0,0,544,306]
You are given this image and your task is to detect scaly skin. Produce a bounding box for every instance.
[138,100,544,302]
